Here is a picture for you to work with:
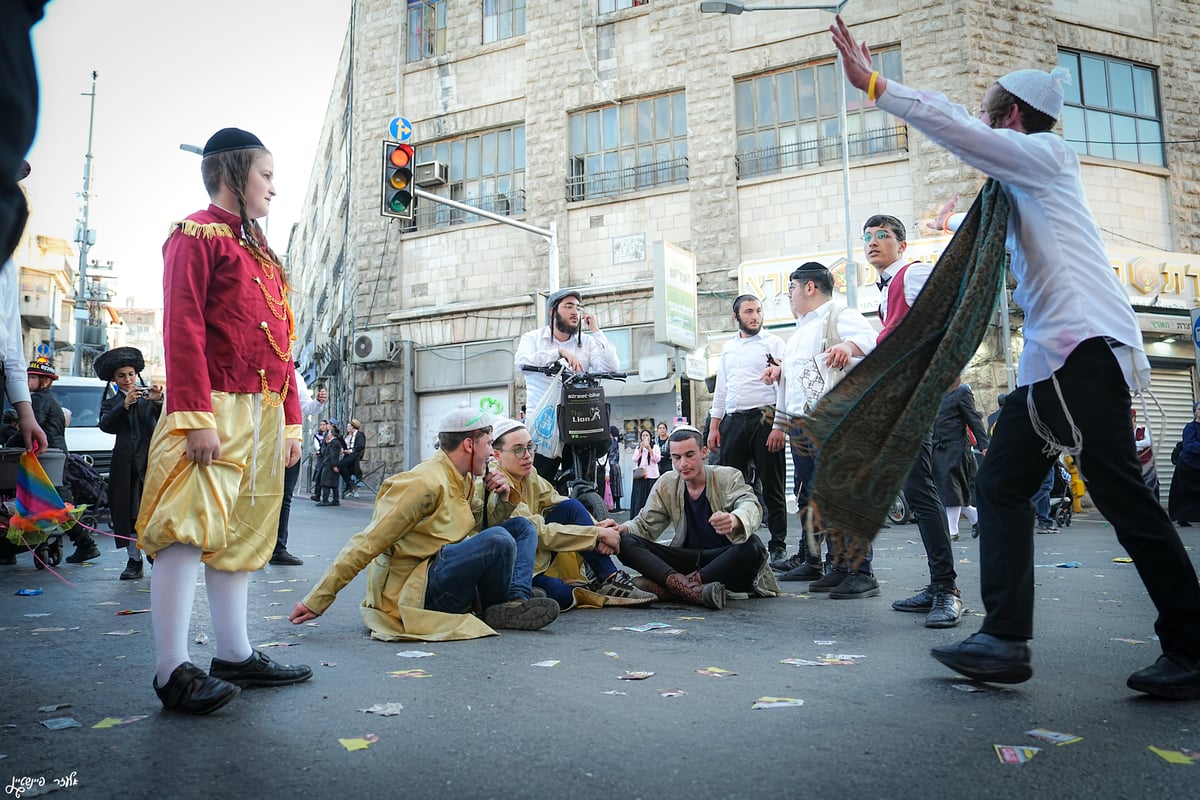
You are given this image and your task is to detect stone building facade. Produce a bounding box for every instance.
[286,0,1200,486]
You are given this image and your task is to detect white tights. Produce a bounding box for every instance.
[944,505,979,535]
[151,544,254,686]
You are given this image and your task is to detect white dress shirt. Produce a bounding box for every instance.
[877,258,933,324]
[877,80,1149,390]
[514,325,620,411]
[1,262,32,406]
[711,330,784,419]
[774,300,877,425]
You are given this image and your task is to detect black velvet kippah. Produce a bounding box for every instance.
[202,127,264,156]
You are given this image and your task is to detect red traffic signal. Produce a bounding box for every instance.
[381,141,415,220]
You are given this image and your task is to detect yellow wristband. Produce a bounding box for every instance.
[867,71,880,102]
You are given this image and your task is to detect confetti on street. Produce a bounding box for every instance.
[1148,746,1200,765]
[752,697,804,709]
[36,704,70,712]
[696,667,736,678]
[603,651,619,658]
[994,745,1041,764]
[359,703,404,716]
[1111,638,1147,644]
[531,660,560,668]
[600,690,627,696]
[39,718,81,730]
[1113,557,1133,563]
[258,642,298,648]
[387,669,432,679]
[102,630,138,636]
[658,688,687,697]
[339,733,380,751]
[618,671,655,680]
[114,608,151,615]
[618,622,672,632]
[1026,728,1083,746]
[781,659,827,667]
[395,650,435,658]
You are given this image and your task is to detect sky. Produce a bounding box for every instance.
[23,0,353,308]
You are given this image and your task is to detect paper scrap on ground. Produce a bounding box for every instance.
[604,651,619,658]
[92,715,148,729]
[618,671,655,680]
[678,616,705,621]
[320,661,337,667]
[1026,728,1083,746]
[531,660,560,668]
[601,690,627,696]
[339,733,380,751]
[359,703,404,716]
[387,669,431,679]
[102,630,138,636]
[994,745,1041,764]
[395,650,435,658]
[951,683,985,692]
[752,697,805,710]
[195,631,209,644]
[258,641,297,648]
[24,613,52,618]
[696,667,736,678]
[1055,561,1081,568]
[822,653,865,660]
[814,640,836,645]
[30,627,65,633]
[620,622,671,632]
[1113,557,1133,563]
[36,704,70,712]
[781,658,827,667]
[263,615,288,621]
[114,608,151,615]
[39,718,81,730]
[656,628,686,635]
[15,588,43,596]
[659,688,687,697]
[1111,638,1147,644]
[96,601,119,606]
[1148,746,1200,764]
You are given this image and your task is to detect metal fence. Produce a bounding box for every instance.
[566,156,689,202]
[402,189,527,232]
[735,124,909,180]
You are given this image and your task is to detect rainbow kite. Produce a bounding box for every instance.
[4,451,85,548]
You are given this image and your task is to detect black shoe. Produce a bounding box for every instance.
[925,590,964,628]
[66,540,101,563]
[771,552,806,572]
[1126,654,1200,700]
[892,586,935,613]
[931,632,1032,684]
[808,570,847,593]
[483,597,560,630]
[1036,520,1059,534]
[971,523,979,539]
[330,501,340,506]
[210,649,313,688]
[768,547,787,564]
[316,501,332,507]
[1177,521,1192,527]
[829,572,881,599]
[779,561,825,582]
[119,558,144,580]
[153,662,240,714]
[309,495,320,502]
[269,550,304,566]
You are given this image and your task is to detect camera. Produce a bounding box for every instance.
[138,388,150,398]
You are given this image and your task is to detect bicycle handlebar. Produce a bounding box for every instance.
[519,363,628,382]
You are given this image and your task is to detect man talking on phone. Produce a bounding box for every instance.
[515,289,619,484]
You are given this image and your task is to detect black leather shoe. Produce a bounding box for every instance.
[925,590,964,628]
[779,561,825,582]
[892,586,935,613]
[1127,654,1200,700]
[153,662,240,714]
[119,558,144,580]
[931,632,1032,684]
[66,541,101,563]
[210,649,313,688]
[269,550,304,566]
[316,501,331,507]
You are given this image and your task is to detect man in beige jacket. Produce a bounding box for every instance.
[599,426,780,609]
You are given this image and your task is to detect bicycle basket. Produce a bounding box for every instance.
[559,385,610,445]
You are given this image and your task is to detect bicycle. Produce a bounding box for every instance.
[520,363,627,522]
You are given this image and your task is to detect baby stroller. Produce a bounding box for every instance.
[0,448,71,569]
[1047,458,1073,528]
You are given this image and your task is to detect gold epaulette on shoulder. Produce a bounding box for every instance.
[167,220,235,240]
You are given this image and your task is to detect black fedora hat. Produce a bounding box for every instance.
[93,347,146,383]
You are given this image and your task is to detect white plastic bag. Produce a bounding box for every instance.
[528,379,563,458]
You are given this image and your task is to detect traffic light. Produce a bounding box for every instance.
[381,141,415,220]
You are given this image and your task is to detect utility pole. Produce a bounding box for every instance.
[71,71,98,377]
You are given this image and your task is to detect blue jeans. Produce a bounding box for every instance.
[424,518,538,613]
[1031,467,1055,524]
[543,499,618,579]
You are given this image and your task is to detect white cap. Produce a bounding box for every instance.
[490,416,526,443]
[996,66,1072,120]
[438,403,496,433]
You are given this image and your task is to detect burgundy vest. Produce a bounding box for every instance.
[877,261,921,343]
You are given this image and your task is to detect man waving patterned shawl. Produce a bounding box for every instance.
[800,180,1009,567]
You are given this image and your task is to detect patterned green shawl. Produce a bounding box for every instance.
[799,180,1011,564]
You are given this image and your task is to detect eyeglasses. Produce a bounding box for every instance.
[786,282,806,295]
[862,230,897,243]
[498,444,537,457]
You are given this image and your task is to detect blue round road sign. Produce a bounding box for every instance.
[389,117,412,142]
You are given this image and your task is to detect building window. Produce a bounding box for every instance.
[1057,50,1164,167]
[483,0,525,43]
[405,125,526,232]
[600,0,649,12]
[407,0,447,62]
[567,92,688,201]
[733,48,907,179]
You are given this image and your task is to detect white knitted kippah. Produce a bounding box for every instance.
[439,403,496,433]
[490,416,526,443]
[996,66,1072,120]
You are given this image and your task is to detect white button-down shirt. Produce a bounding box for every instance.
[514,325,620,411]
[877,258,933,324]
[711,330,784,419]
[774,300,877,425]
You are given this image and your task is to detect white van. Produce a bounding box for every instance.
[49,376,116,477]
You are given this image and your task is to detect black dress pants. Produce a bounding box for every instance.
[718,410,787,552]
[976,338,1200,658]
[904,435,956,590]
[618,532,766,593]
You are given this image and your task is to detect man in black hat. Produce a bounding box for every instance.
[514,288,619,484]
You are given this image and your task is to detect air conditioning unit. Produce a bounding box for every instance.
[351,330,390,364]
[414,161,448,187]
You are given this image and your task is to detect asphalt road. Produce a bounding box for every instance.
[2,495,1198,799]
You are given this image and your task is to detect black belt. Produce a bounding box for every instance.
[727,407,769,418]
